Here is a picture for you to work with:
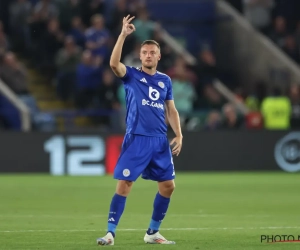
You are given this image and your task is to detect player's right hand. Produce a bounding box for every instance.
[121,15,136,37]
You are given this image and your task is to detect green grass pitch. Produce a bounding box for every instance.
[0,172,300,249]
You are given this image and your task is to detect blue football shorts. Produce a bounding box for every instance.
[114,134,175,182]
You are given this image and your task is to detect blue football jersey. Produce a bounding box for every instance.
[120,66,173,137]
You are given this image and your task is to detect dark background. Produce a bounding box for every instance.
[0,131,295,173]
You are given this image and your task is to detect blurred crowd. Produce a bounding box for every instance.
[227,0,300,64]
[218,0,300,131]
[0,0,299,132]
[0,0,225,131]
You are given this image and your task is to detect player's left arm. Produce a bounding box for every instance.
[165,100,183,156]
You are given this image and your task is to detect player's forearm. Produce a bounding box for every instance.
[167,109,183,138]
[110,34,126,68]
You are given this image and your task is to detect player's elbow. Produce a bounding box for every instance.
[109,62,118,70]
[109,57,119,69]
[110,62,126,78]
[110,63,121,77]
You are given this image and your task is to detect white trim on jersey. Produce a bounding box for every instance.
[156,71,168,76]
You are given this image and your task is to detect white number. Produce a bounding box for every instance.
[67,136,105,175]
[44,136,65,175]
[44,136,105,176]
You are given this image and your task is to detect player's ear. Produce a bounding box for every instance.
[158,53,161,61]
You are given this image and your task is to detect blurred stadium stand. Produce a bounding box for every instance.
[0,0,299,132]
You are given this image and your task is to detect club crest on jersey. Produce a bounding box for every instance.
[158,81,165,89]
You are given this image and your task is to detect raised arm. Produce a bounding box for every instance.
[110,15,136,78]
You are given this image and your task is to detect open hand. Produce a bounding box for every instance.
[121,15,136,37]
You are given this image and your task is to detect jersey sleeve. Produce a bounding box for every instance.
[119,66,134,84]
[165,77,174,100]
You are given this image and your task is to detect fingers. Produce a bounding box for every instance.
[123,15,135,24]
[170,138,176,146]
[127,16,135,23]
[172,144,181,156]
[128,24,136,31]
[172,143,180,152]
[123,15,128,23]
[170,137,182,156]
[172,147,181,156]
[172,148,181,156]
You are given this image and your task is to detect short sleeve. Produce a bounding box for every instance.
[166,77,174,100]
[120,66,134,83]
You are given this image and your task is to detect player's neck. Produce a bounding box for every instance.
[141,66,157,76]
